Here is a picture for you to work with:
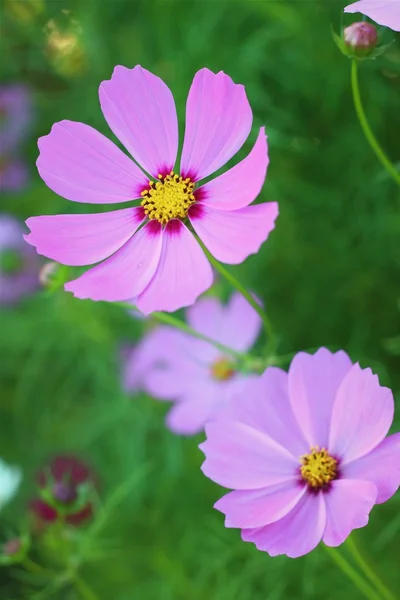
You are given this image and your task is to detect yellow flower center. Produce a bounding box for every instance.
[140,171,195,225]
[210,357,236,381]
[300,447,338,490]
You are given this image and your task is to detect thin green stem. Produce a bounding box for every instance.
[152,310,248,360]
[115,301,248,361]
[324,545,383,600]
[346,537,398,600]
[351,59,400,186]
[73,574,100,600]
[196,240,277,355]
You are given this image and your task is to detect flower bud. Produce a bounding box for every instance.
[344,22,378,57]
[52,481,78,504]
[3,539,21,556]
[0,535,30,565]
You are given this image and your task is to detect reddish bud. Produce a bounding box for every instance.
[3,539,21,556]
[344,22,378,56]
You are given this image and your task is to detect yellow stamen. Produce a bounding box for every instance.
[140,170,195,225]
[300,447,338,489]
[211,357,236,381]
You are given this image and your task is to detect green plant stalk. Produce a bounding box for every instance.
[346,536,398,600]
[115,301,249,361]
[324,545,383,600]
[351,59,400,186]
[73,574,100,600]
[196,239,277,355]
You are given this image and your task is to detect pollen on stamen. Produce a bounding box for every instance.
[140,171,196,225]
[300,446,338,490]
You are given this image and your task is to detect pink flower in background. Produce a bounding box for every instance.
[30,455,96,526]
[0,84,32,152]
[0,215,40,304]
[345,1,400,32]
[123,293,262,435]
[0,84,32,193]
[0,158,29,193]
[24,65,278,314]
[200,348,400,558]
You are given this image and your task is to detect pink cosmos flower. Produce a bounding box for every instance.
[24,66,278,314]
[123,293,262,435]
[345,1,400,32]
[200,348,400,558]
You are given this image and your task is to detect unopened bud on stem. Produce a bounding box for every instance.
[344,22,378,57]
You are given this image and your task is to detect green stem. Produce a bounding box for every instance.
[346,537,398,600]
[73,574,99,600]
[196,241,277,355]
[324,545,383,600]
[351,59,400,186]
[153,310,249,361]
[115,301,248,361]
[22,557,53,575]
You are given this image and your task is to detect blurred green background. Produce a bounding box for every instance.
[1,0,399,598]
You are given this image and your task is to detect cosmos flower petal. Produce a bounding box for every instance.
[186,296,225,341]
[344,1,400,32]
[145,369,207,401]
[214,482,306,529]
[166,393,217,436]
[197,128,269,210]
[222,368,308,458]
[342,433,400,503]
[99,65,178,177]
[64,221,163,301]
[24,207,145,266]
[186,293,262,353]
[241,492,326,558]
[288,348,353,448]
[329,363,394,464]
[189,202,278,265]
[37,121,148,204]
[122,326,186,393]
[323,479,377,547]
[136,220,213,314]
[180,68,252,181]
[218,292,262,352]
[200,421,298,490]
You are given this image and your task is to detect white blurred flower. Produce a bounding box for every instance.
[0,459,22,510]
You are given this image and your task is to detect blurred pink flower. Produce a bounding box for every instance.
[0,84,32,193]
[0,215,39,304]
[345,1,400,32]
[123,293,262,435]
[24,66,278,314]
[0,158,29,193]
[0,84,32,152]
[200,348,400,558]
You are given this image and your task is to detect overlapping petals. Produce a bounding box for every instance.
[200,348,400,558]
[25,65,277,313]
[123,293,262,435]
